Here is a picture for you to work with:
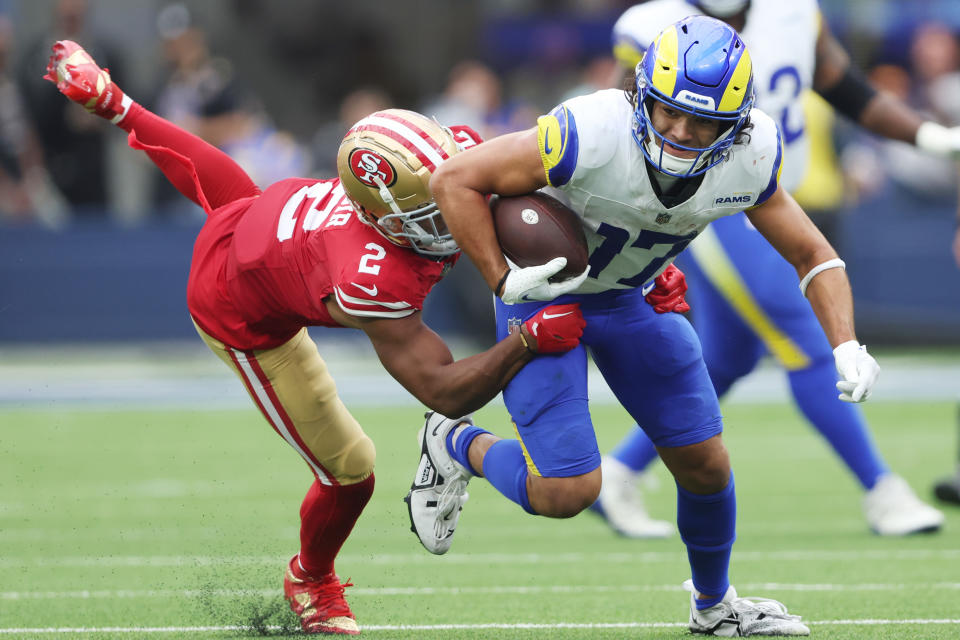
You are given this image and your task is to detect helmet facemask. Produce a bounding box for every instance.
[633,77,746,178]
[366,175,458,257]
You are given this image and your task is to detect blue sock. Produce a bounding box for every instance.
[788,358,888,489]
[481,439,536,515]
[610,426,660,472]
[445,425,489,476]
[677,474,736,610]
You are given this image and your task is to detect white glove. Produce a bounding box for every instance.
[499,256,590,304]
[915,121,960,157]
[833,340,880,403]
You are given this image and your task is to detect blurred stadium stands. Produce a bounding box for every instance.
[0,0,958,347]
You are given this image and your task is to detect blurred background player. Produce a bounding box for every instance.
[593,0,952,539]
[407,15,887,636]
[45,40,586,635]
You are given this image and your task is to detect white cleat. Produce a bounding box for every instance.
[685,580,810,636]
[590,456,674,538]
[404,412,473,555]
[864,473,944,536]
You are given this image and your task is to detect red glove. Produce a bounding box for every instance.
[521,303,585,354]
[645,264,690,314]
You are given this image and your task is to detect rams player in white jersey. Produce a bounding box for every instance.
[593,0,948,540]
[402,15,885,636]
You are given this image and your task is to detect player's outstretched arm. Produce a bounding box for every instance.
[814,19,960,154]
[746,187,880,403]
[340,305,585,417]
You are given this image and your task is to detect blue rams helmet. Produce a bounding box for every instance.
[685,0,750,18]
[634,15,754,177]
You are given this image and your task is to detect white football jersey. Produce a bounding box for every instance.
[536,89,782,294]
[613,0,820,191]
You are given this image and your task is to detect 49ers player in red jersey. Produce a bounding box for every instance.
[45,41,590,635]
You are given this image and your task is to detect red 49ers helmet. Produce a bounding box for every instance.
[337,109,461,256]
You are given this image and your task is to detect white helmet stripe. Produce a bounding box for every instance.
[353,114,448,170]
[378,111,452,159]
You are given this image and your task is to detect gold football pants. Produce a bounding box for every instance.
[194,323,375,486]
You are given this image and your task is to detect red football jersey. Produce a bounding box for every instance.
[187,177,456,350]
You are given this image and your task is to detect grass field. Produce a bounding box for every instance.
[2,400,959,639]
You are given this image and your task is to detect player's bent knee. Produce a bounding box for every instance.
[659,435,731,494]
[529,472,601,518]
[330,433,376,485]
[679,463,731,495]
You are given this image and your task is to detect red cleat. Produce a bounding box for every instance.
[283,556,360,635]
[43,40,130,123]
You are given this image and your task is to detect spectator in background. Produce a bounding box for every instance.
[311,86,392,177]
[423,60,500,137]
[151,3,310,218]
[911,23,960,124]
[0,15,63,226]
[423,60,537,140]
[560,54,620,102]
[17,0,123,217]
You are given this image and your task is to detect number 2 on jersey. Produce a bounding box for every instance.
[358,243,386,275]
[589,222,696,286]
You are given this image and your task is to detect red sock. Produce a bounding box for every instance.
[117,103,261,213]
[295,474,375,579]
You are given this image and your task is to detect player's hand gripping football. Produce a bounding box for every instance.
[520,303,585,354]
[499,257,590,305]
[645,264,690,314]
[833,340,880,403]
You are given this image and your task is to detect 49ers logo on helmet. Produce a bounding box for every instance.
[348,149,397,188]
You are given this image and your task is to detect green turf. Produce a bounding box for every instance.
[1,401,959,639]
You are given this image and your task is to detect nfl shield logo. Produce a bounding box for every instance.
[656,213,672,224]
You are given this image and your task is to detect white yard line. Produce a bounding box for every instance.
[1,548,959,568]
[2,619,960,634]
[1,349,957,407]
[3,582,960,600]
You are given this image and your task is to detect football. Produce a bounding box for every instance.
[490,191,589,282]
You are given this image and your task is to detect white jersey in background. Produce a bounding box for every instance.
[613,0,819,191]
[535,89,782,295]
